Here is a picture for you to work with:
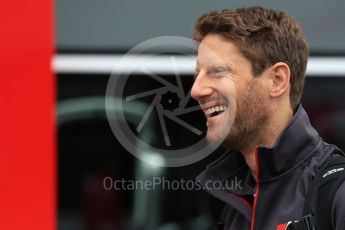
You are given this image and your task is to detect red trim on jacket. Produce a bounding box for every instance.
[250,147,260,230]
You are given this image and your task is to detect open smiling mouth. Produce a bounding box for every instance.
[205,105,228,118]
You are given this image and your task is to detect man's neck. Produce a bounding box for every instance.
[242,106,293,182]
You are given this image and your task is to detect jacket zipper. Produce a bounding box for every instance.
[250,147,260,230]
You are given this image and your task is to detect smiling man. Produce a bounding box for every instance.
[192,6,345,230]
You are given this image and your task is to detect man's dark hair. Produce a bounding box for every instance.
[193,6,309,111]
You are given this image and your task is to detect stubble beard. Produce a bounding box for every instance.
[222,80,270,153]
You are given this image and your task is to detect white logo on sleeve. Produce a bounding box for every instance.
[322,168,344,178]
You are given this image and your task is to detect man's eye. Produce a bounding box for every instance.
[209,67,231,78]
[211,70,227,78]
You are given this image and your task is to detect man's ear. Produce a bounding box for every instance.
[269,62,290,98]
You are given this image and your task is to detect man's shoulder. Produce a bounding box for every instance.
[308,153,345,229]
[305,142,344,177]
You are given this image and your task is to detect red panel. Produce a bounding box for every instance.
[0,1,55,229]
[277,223,288,230]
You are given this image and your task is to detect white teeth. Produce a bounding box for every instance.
[205,105,227,115]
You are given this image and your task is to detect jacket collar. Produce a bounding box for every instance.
[197,104,321,186]
[257,104,320,181]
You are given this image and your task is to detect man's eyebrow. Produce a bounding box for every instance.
[193,65,234,78]
[208,65,233,74]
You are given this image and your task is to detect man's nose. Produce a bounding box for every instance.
[191,74,213,100]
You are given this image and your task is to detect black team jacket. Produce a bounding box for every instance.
[196,105,345,230]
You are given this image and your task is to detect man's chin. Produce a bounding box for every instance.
[207,131,240,150]
[206,132,225,146]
